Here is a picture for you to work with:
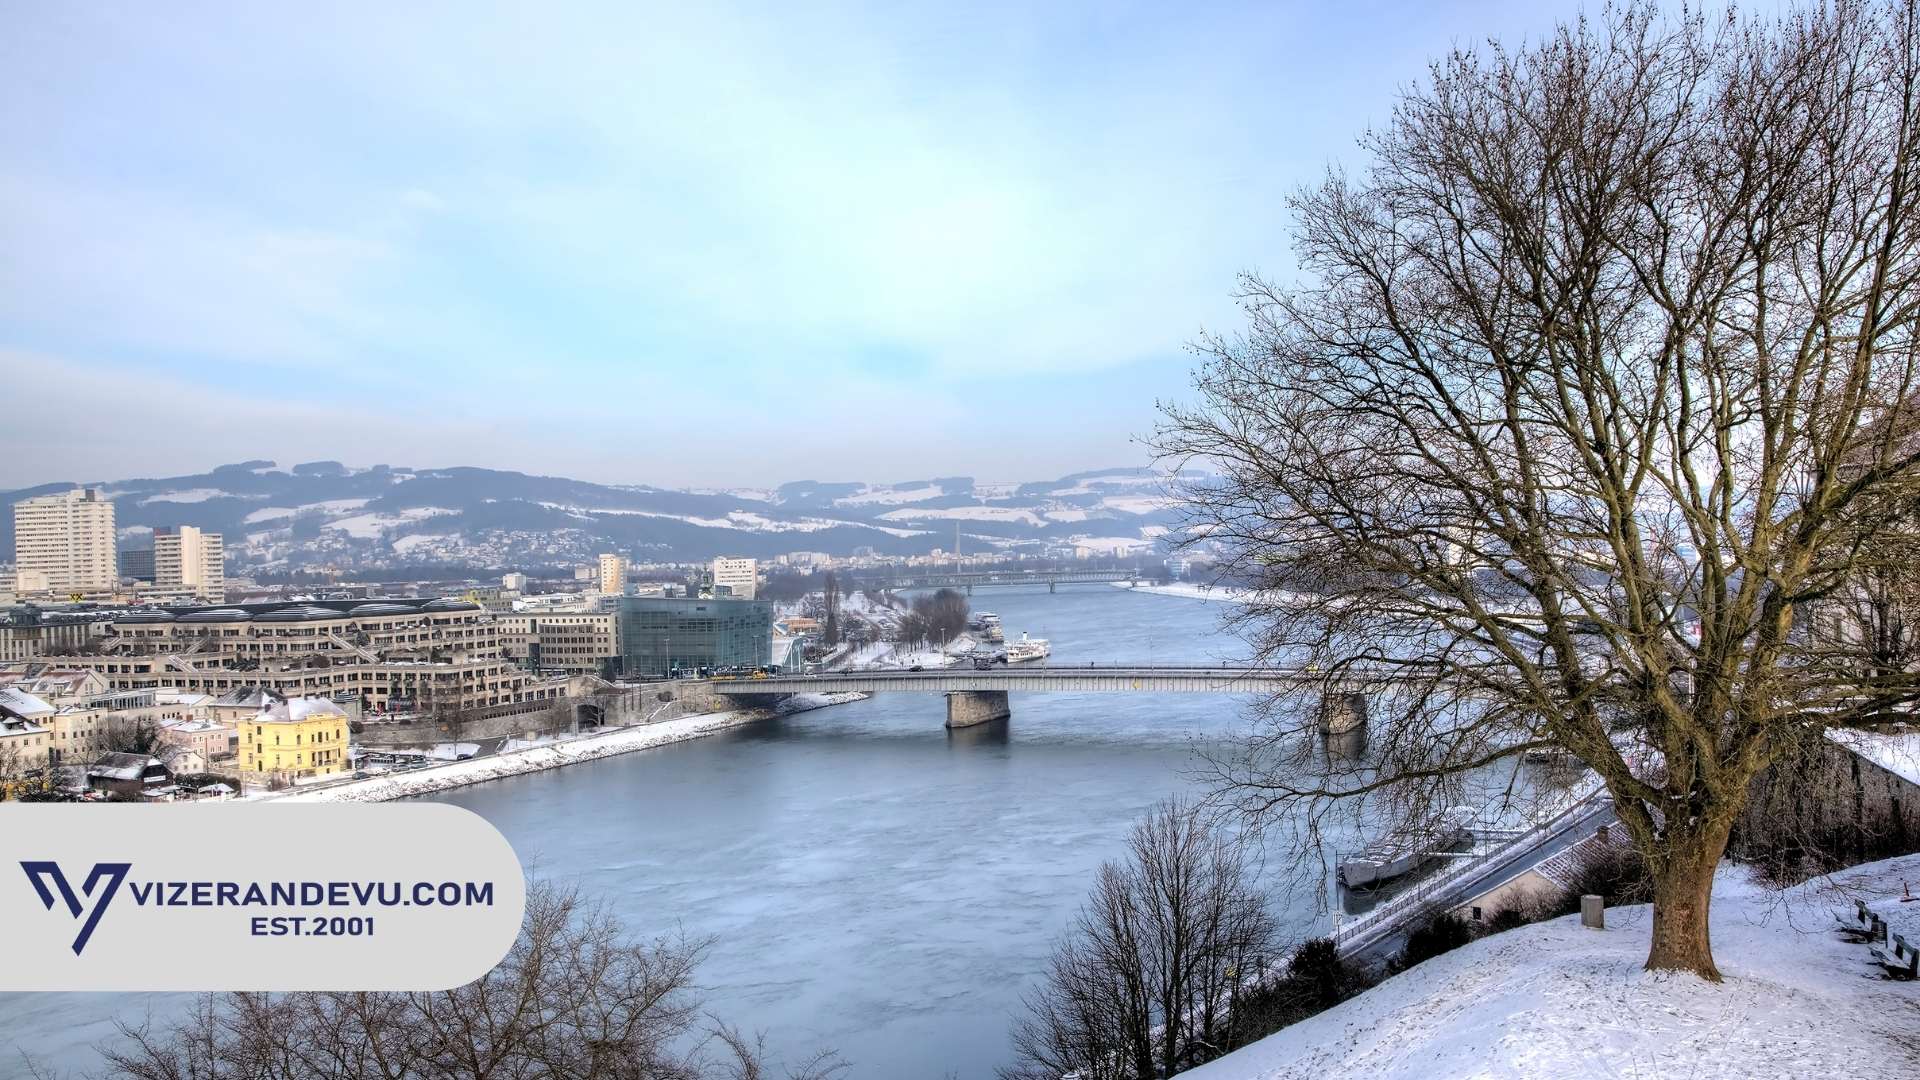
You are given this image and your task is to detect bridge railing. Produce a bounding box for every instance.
[1327,776,1609,958]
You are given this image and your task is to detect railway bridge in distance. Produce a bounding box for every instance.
[858,569,1142,594]
[708,665,1385,730]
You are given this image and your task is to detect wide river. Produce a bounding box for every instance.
[3,585,1354,1079]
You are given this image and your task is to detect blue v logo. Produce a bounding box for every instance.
[20,861,131,955]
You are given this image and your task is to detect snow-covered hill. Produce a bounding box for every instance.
[1183,854,1920,1080]
[2,461,1201,572]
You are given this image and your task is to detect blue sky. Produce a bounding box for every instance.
[1,1,1584,489]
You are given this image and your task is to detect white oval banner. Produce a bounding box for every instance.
[0,803,526,991]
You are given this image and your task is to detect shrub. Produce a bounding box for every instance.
[1484,905,1532,934]
[1392,910,1475,973]
[1221,937,1375,1053]
[1541,843,1652,918]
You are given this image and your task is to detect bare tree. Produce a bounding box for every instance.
[100,714,165,758]
[1157,0,1920,979]
[1002,801,1279,1080]
[821,572,842,648]
[75,882,843,1080]
[895,590,970,651]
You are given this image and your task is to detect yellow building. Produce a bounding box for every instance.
[239,695,351,782]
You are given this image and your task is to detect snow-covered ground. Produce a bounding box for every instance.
[139,487,234,504]
[1117,581,1257,603]
[846,637,972,670]
[271,694,864,803]
[324,506,456,538]
[1828,728,1920,787]
[1063,534,1155,554]
[879,505,1048,526]
[1184,854,1920,1080]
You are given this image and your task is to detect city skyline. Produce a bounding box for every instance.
[1,0,1583,488]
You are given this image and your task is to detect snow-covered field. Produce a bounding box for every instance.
[140,487,236,504]
[879,505,1048,526]
[324,506,456,538]
[1063,534,1155,554]
[1184,854,1920,1080]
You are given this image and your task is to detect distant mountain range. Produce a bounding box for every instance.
[1,461,1194,574]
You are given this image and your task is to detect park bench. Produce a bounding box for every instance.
[1870,932,1920,980]
[1835,899,1886,943]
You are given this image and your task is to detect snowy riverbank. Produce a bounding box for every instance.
[1114,581,1257,603]
[1182,852,1920,1079]
[274,693,867,803]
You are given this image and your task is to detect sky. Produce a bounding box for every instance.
[0,0,1588,490]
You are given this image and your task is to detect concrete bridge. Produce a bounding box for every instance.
[710,665,1382,730]
[861,569,1143,594]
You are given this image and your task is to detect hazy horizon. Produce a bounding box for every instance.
[2,455,1177,496]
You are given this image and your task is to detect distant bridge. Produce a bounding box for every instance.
[711,664,1386,729]
[860,569,1142,593]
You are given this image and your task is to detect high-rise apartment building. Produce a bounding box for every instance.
[597,553,628,595]
[711,556,758,599]
[154,525,225,601]
[13,488,117,594]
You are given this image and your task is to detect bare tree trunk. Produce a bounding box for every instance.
[1644,817,1734,979]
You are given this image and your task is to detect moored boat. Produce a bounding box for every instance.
[1337,806,1476,888]
[1005,631,1051,663]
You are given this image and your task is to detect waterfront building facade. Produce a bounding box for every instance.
[238,695,351,782]
[495,611,622,678]
[616,596,773,677]
[84,598,564,713]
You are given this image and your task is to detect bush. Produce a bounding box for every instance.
[1222,937,1375,1052]
[1392,910,1475,973]
[1484,905,1532,934]
[1540,843,1652,918]
[1285,937,1358,1012]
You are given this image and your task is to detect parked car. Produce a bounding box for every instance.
[908,664,925,672]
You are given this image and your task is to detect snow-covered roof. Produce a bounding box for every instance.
[88,752,162,780]
[161,717,231,733]
[213,685,280,708]
[0,687,56,718]
[1827,728,1920,788]
[257,696,348,724]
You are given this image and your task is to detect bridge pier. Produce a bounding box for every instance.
[1318,691,1369,735]
[945,690,1010,728]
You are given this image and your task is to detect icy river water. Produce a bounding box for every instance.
[4,585,1353,1080]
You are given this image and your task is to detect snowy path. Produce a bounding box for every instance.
[272,694,864,803]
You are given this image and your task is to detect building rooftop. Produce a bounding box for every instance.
[115,597,481,625]
[257,696,349,724]
[88,752,162,781]
[0,687,56,719]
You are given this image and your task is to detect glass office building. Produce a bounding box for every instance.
[616,596,773,677]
